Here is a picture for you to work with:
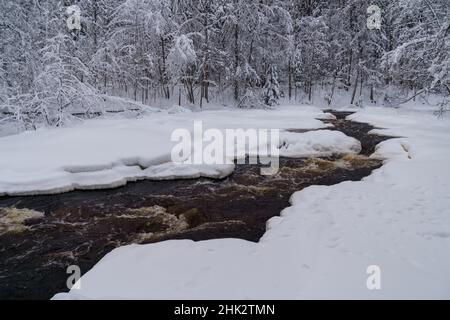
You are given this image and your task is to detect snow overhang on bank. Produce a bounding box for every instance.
[0,106,360,196]
[52,106,450,299]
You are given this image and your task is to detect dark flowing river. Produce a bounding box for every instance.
[0,111,394,299]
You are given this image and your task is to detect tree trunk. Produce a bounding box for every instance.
[160,36,169,99]
[350,71,359,105]
[328,74,337,106]
[288,60,293,100]
[202,6,210,105]
[308,81,313,102]
[346,52,352,90]
[234,20,239,102]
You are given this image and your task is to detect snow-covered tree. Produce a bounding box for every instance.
[32,33,99,127]
[382,0,450,103]
[262,66,281,107]
[168,35,198,105]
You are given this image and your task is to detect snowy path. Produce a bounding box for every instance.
[52,106,450,299]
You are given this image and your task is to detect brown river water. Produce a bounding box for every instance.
[0,111,394,299]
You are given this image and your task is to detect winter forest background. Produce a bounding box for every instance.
[0,0,449,130]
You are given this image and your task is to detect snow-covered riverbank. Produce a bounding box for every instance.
[50,105,450,299]
[0,106,363,196]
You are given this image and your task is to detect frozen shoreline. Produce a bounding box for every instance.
[52,105,450,299]
[0,106,362,196]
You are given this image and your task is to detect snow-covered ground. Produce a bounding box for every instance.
[49,104,450,300]
[0,105,363,196]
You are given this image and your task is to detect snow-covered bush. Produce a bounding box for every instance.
[12,33,101,129]
[237,89,265,109]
